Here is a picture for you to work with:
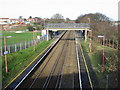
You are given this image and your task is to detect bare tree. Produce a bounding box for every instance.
[51,13,64,19]
[75,13,118,40]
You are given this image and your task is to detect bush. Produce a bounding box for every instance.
[27,25,34,31]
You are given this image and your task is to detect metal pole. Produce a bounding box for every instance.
[8,45,10,53]
[46,28,49,41]
[4,36,8,73]
[90,30,92,52]
[84,29,87,42]
[102,37,105,72]
[20,43,21,50]
[106,75,109,90]
[15,44,17,52]
[112,40,114,48]
[1,46,2,56]
[25,40,26,49]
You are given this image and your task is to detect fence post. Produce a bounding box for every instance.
[104,39,106,46]
[109,39,110,47]
[117,40,118,49]
[1,46,2,56]
[20,43,22,50]
[15,44,17,52]
[27,40,30,47]
[8,45,10,53]
[25,41,26,49]
[112,40,114,48]
[106,39,108,46]
[30,40,31,47]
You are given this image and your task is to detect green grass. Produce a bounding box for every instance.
[2,40,53,88]
[81,39,118,88]
[2,31,41,46]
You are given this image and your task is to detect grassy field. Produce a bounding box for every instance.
[2,40,53,88]
[81,39,118,88]
[1,31,41,46]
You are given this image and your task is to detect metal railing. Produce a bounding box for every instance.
[0,36,46,56]
[44,23,90,29]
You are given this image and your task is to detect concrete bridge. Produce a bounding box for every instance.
[44,23,91,41]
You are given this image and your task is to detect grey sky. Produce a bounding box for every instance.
[0,0,119,20]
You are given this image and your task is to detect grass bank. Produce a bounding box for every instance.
[81,39,118,88]
[2,40,52,88]
[2,31,41,46]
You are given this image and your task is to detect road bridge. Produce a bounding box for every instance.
[44,23,91,42]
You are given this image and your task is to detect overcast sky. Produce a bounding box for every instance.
[0,0,119,20]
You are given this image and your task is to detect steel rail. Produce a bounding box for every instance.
[58,31,75,89]
[75,34,83,90]
[28,36,63,89]
[5,31,66,90]
[28,31,68,89]
[42,31,70,89]
[55,31,71,89]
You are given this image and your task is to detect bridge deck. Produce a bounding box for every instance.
[44,23,90,30]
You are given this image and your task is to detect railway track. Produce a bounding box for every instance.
[5,30,93,89]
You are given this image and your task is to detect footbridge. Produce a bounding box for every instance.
[44,23,91,41]
[44,23,90,31]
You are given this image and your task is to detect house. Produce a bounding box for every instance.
[10,19,18,24]
[27,17,41,23]
[0,18,10,24]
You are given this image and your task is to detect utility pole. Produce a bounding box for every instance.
[4,36,8,73]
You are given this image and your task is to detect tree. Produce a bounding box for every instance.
[66,18,71,21]
[47,13,65,23]
[19,16,22,19]
[29,16,32,19]
[51,13,64,19]
[27,25,34,31]
[75,13,117,40]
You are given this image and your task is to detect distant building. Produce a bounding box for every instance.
[10,19,18,24]
[67,21,75,23]
[27,17,41,23]
[0,18,10,24]
[112,21,120,26]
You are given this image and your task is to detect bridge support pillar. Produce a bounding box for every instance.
[84,29,87,42]
[46,28,49,41]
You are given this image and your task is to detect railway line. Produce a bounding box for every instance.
[5,31,93,89]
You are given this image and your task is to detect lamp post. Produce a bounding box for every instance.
[98,35,105,72]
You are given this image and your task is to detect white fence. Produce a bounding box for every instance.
[0,37,46,56]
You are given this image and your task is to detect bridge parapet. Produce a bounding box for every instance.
[44,23,90,29]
